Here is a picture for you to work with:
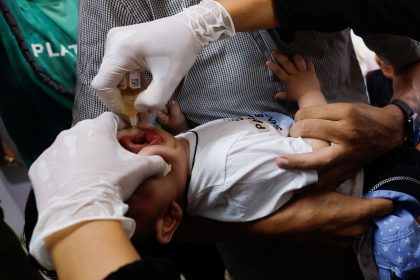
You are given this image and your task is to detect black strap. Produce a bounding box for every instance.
[390,99,414,145]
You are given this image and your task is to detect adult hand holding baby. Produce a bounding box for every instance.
[277,103,406,189]
[91,0,235,114]
[28,112,169,269]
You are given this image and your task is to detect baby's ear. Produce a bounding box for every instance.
[155,202,183,244]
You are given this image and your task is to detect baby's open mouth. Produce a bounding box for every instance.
[118,128,162,153]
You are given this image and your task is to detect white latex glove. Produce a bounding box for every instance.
[28,112,170,270]
[91,0,235,113]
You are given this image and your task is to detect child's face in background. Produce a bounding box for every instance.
[117,126,189,238]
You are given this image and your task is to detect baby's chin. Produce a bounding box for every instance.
[118,127,162,153]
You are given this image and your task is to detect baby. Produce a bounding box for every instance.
[117,52,420,279]
[117,52,363,243]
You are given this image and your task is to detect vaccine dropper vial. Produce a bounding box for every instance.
[118,70,146,127]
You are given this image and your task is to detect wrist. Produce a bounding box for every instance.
[218,0,278,32]
[180,0,235,46]
[383,104,406,146]
[47,221,140,280]
[388,99,420,146]
[30,186,135,270]
[297,90,326,108]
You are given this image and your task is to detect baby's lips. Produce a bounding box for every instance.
[118,127,162,154]
[144,128,162,145]
[119,136,145,154]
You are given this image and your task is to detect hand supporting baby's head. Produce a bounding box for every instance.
[117,126,189,244]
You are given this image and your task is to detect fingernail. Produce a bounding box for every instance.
[277,157,289,167]
[162,164,172,176]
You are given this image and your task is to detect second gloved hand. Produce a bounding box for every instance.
[28,112,170,270]
[92,0,235,114]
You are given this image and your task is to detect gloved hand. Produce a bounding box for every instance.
[28,112,170,270]
[91,0,235,114]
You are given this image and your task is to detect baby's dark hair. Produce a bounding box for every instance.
[126,206,159,245]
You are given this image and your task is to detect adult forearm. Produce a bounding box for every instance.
[218,0,420,40]
[272,0,419,40]
[176,192,393,243]
[46,221,140,280]
[218,0,278,32]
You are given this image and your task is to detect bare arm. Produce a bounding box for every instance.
[175,191,393,244]
[218,0,278,32]
[218,0,419,40]
[267,51,329,151]
[46,221,140,280]
[267,52,326,108]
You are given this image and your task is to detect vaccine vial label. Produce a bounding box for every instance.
[118,72,142,89]
[129,72,141,89]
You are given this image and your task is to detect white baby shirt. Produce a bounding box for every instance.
[177,113,320,222]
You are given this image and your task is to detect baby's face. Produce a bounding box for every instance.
[117,126,189,237]
[117,126,168,154]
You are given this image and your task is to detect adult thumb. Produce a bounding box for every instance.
[363,198,394,219]
[134,80,168,112]
[276,147,339,170]
[134,56,187,112]
[118,154,171,200]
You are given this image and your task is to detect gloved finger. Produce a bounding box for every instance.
[117,153,171,200]
[91,57,130,113]
[97,88,125,114]
[95,112,127,131]
[134,55,187,112]
[134,79,168,112]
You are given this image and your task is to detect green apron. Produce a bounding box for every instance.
[0,0,76,166]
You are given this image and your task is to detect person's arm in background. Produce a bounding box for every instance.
[271,0,420,41]
[279,35,419,189]
[176,191,392,245]
[46,221,179,280]
[45,221,140,280]
[221,0,420,40]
